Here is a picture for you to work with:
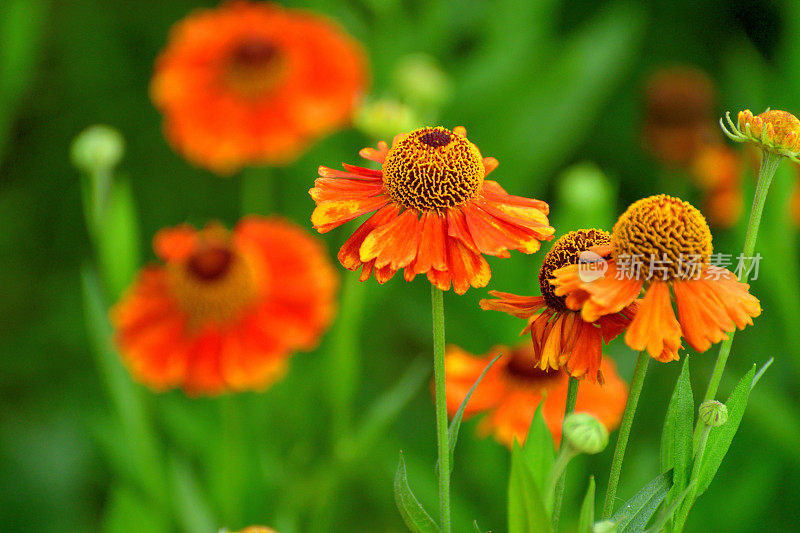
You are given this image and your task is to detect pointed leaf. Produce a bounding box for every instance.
[697,365,756,496]
[394,452,440,533]
[577,476,595,533]
[660,358,693,503]
[644,480,695,533]
[751,357,773,390]
[611,470,673,533]
[522,403,556,492]
[508,443,551,533]
[444,353,502,473]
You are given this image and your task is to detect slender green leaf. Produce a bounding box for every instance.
[751,357,774,390]
[473,520,484,533]
[577,476,596,533]
[394,452,440,533]
[96,175,141,300]
[611,470,673,533]
[697,365,756,496]
[660,358,694,505]
[522,403,556,492]
[508,443,551,533]
[443,352,502,473]
[168,456,217,533]
[644,481,695,533]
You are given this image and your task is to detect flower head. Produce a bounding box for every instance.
[721,109,800,161]
[444,343,627,447]
[111,216,338,395]
[480,229,637,382]
[310,126,554,294]
[551,195,761,362]
[151,1,368,174]
[562,412,609,455]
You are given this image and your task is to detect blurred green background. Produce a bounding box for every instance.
[2,0,799,531]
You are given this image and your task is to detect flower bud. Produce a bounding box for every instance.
[563,412,608,455]
[698,400,728,427]
[71,125,125,173]
[355,98,420,142]
[391,54,451,109]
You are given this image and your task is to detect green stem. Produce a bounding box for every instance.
[551,377,580,530]
[702,150,781,403]
[431,286,451,532]
[603,351,649,518]
[240,166,276,215]
[673,424,712,533]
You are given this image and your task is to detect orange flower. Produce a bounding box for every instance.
[444,343,627,447]
[151,1,368,174]
[111,216,338,395]
[723,109,800,161]
[309,126,555,294]
[551,195,761,362]
[643,66,716,165]
[480,229,637,382]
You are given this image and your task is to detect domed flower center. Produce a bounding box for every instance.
[503,346,562,390]
[612,195,712,281]
[743,110,800,146]
[224,38,287,98]
[539,229,612,311]
[167,240,260,328]
[382,127,485,212]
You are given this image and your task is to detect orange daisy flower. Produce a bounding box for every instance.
[151,1,368,174]
[480,229,637,382]
[111,216,338,395]
[309,126,555,294]
[444,343,628,447]
[551,195,761,362]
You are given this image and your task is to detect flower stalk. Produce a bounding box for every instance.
[431,286,451,532]
[551,377,580,530]
[603,351,650,518]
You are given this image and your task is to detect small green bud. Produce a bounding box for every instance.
[355,98,420,141]
[592,520,619,533]
[391,54,451,109]
[563,412,608,455]
[699,400,728,427]
[71,125,125,173]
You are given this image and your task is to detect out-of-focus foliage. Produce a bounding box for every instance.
[1,0,799,531]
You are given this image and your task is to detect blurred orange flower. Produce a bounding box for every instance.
[444,344,627,447]
[112,216,338,395]
[481,229,637,382]
[690,144,744,228]
[310,126,554,294]
[552,195,761,362]
[151,1,368,174]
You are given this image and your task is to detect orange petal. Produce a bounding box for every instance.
[311,194,391,233]
[338,204,400,270]
[154,225,198,262]
[625,281,682,361]
[359,209,421,269]
[479,291,547,319]
[413,211,447,273]
[446,206,479,252]
[564,321,603,381]
[445,237,491,294]
[701,266,762,328]
[462,202,543,255]
[673,279,734,352]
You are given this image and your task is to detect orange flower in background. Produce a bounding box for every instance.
[309,126,555,294]
[643,66,716,165]
[151,1,368,174]
[444,344,627,447]
[112,216,338,395]
[690,144,744,228]
[481,229,637,382]
[551,195,761,362]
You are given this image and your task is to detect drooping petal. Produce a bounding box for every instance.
[445,237,491,295]
[359,209,421,269]
[311,194,391,233]
[479,291,547,319]
[337,204,400,270]
[564,320,603,382]
[673,279,734,352]
[412,211,447,273]
[625,281,682,361]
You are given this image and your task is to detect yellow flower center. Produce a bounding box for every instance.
[612,195,712,280]
[539,229,611,311]
[503,346,562,390]
[167,239,260,328]
[382,127,485,212]
[223,38,287,98]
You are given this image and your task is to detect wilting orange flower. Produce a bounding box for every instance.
[643,66,716,165]
[111,216,338,395]
[551,195,761,362]
[151,1,368,174]
[444,343,627,446]
[309,126,554,294]
[481,229,637,382]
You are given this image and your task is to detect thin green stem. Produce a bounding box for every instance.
[702,150,781,403]
[551,377,580,530]
[603,351,650,518]
[431,286,451,532]
[673,424,712,533]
